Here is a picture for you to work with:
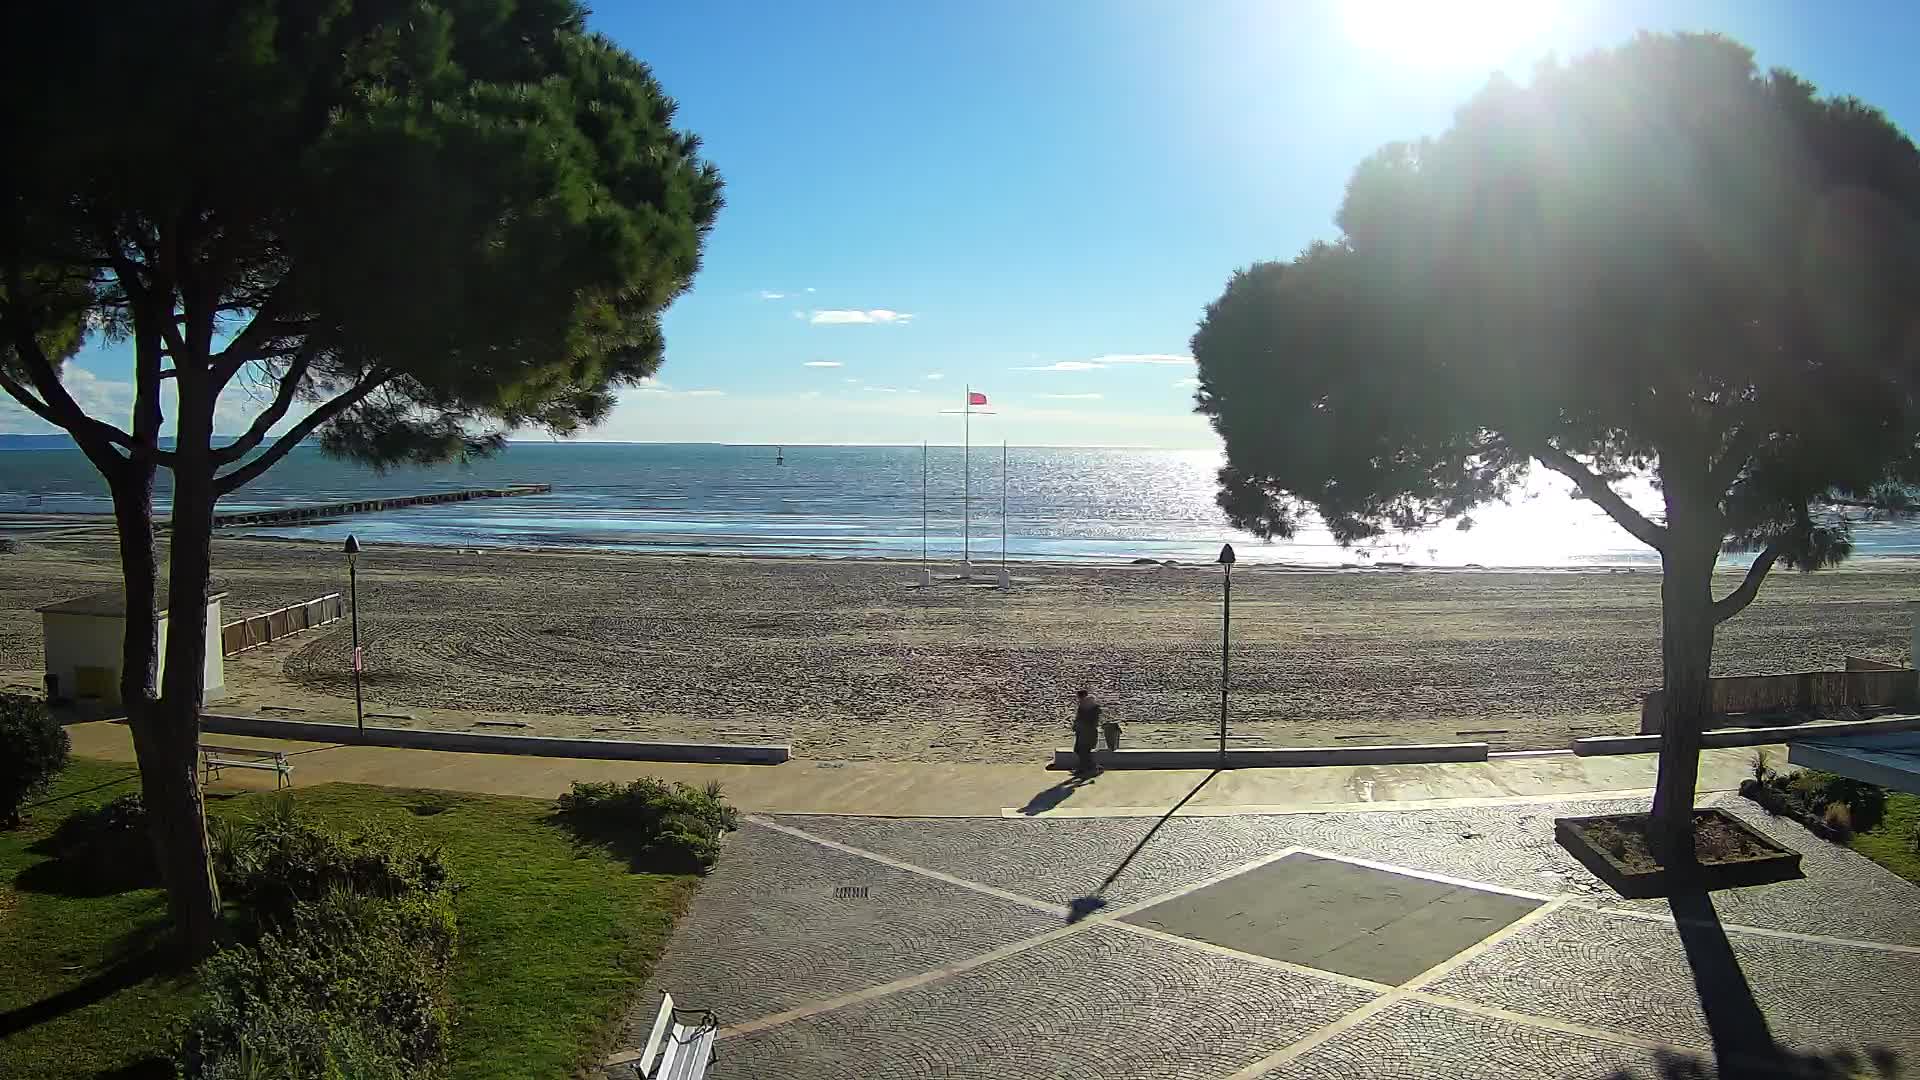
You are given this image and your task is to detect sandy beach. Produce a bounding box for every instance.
[4,535,1916,762]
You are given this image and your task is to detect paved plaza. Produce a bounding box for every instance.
[607,790,1919,1079]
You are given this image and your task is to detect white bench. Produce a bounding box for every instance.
[199,744,294,790]
[629,993,716,1079]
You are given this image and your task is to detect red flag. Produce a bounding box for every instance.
[968,391,988,406]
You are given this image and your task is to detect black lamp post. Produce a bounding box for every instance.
[1217,542,1236,766]
[344,534,363,735]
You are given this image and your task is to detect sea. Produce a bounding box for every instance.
[4,440,1920,568]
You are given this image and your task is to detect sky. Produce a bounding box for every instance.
[9,0,1920,448]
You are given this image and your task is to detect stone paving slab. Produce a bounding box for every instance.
[1265,998,1672,1080]
[1426,904,1920,1062]
[709,923,1379,1080]
[1123,853,1542,985]
[618,820,1063,1049]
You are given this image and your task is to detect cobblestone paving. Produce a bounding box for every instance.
[1265,999,1670,1079]
[1427,904,1920,1060]
[620,821,1062,1047]
[1602,795,1920,948]
[606,798,1920,1079]
[711,924,1378,1080]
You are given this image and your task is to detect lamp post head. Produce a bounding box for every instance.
[343,534,361,558]
[1217,543,1236,566]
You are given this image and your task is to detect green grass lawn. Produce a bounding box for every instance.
[1,757,699,1079]
[1850,790,1920,885]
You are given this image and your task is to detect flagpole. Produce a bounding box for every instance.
[999,440,1010,589]
[962,386,971,577]
[921,441,928,567]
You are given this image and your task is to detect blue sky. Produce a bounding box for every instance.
[9,0,1918,447]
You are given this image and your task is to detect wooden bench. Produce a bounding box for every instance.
[199,744,294,790]
[628,993,716,1079]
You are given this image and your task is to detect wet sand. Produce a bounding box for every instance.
[3,536,1915,762]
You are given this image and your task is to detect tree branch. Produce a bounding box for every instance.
[1,311,137,454]
[213,371,390,495]
[1708,427,1761,495]
[1713,539,1783,624]
[1531,443,1668,552]
[212,343,318,465]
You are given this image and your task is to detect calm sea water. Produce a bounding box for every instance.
[5,441,1919,567]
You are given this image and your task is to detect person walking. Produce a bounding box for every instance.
[1072,688,1103,777]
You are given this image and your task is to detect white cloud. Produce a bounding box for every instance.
[629,378,723,399]
[1015,361,1107,372]
[799,391,823,399]
[1173,377,1200,388]
[804,287,817,293]
[810,309,914,325]
[865,386,900,394]
[758,290,787,300]
[924,373,945,381]
[844,377,862,384]
[803,360,843,368]
[1036,393,1104,400]
[791,310,806,320]
[1093,354,1194,365]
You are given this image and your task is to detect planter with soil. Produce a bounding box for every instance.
[1554,808,1803,899]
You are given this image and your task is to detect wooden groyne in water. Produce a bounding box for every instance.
[212,484,550,529]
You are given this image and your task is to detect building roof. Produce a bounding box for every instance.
[37,585,230,618]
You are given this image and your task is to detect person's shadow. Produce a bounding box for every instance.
[1015,776,1094,817]
[1607,890,1901,1079]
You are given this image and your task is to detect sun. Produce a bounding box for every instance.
[1342,0,1557,70]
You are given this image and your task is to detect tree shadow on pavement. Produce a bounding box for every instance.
[1066,769,1220,923]
[1606,890,1901,1080]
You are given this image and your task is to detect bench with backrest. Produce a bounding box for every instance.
[199,744,294,790]
[629,993,716,1079]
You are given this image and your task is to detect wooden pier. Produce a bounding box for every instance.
[211,484,550,529]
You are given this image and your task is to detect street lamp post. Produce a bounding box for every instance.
[1217,543,1235,766]
[344,534,363,736]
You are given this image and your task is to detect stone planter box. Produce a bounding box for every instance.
[1554,808,1803,899]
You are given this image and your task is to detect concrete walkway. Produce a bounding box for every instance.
[67,720,1772,817]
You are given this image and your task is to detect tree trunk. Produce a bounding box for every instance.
[1652,534,1717,867]
[153,397,224,957]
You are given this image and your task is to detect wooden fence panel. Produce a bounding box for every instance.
[220,592,347,657]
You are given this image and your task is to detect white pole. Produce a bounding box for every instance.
[999,440,1011,589]
[962,386,972,578]
[920,441,931,587]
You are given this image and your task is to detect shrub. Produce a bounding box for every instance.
[216,795,450,931]
[1822,802,1855,841]
[555,777,739,872]
[40,792,157,890]
[1788,771,1889,833]
[1,693,69,827]
[178,888,457,1079]
[180,802,459,1080]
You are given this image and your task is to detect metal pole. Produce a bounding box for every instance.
[1219,562,1230,765]
[963,387,971,568]
[350,555,364,736]
[1001,440,1008,570]
[922,441,928,568]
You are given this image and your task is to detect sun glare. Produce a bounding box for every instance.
[1342,0,1557,70]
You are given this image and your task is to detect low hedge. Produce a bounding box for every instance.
[555,777,739,872]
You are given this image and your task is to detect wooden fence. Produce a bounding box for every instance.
[221,593,345,657]
[1640,667,1919,733]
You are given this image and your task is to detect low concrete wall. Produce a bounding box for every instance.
[1576,713,1920,757]
[1050,742,1489,770]
[200,713,789,765]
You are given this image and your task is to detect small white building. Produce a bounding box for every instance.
[38,588,227,706]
